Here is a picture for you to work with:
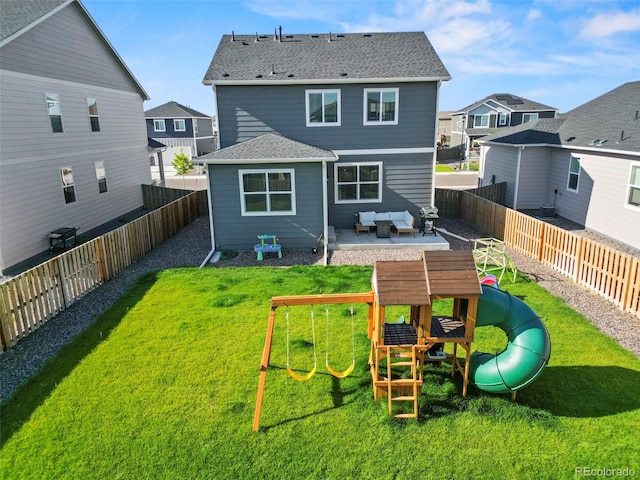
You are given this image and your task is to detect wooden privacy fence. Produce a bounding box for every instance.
[435,182,507,217]
[0,191,202,350]
[435,188,640,319]
[142,184,208,213]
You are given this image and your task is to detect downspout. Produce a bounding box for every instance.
[430,80,442,205]
[322,159,329,266]
[200,85,220,268]
[513,146,524,210]
[199,165,217,267]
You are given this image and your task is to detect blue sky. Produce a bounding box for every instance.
[84,0,640,116]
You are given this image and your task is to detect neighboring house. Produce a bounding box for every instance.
[451,94,557,158]
[478,81,640,250]
[145,101,216,164]
[437,111,452,147]
[0,0,151,275]
[200,31,450,253]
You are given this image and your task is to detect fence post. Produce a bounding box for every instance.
[574,237,585,283]
[623,257,639,314]
[537,222,546,262]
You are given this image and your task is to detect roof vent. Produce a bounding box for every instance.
[287,74,294,78]
[340,72,348,77]
[565,136,575,142]
[255,74,263,78]
[362,33,372,37]
[588,138,607,146]
[222,73,229,78]
[231,31,235,41]
[310,34,319,38]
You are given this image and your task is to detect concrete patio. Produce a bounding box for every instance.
[329,227,450,251]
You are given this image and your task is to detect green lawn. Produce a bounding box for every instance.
[2,266,639,479]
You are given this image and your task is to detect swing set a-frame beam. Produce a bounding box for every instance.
[252,292,374,432]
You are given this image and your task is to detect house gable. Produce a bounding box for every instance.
[0,0,148,99]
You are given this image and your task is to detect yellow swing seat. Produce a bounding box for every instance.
[326,362,355,379]
[287,366,317,381]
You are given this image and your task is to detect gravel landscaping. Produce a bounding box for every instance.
[1,214,639,402]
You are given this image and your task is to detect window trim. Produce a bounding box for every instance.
[626,163,640,210]
[305,89,341,127]
[567,155,581,193]
[334,161,383,204]
[363,88,399,125]
[95,161,108,194]
[238,168,296,216]
[473,114,490,128]
[153,119,166,132]
[174,119,186,132]
[87,97,100,132]
[498,113,508,126]
[60,167,76,204]
[522,112,539,123]
[46,93,63,133]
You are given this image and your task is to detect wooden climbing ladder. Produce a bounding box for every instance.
[379,345,422,418]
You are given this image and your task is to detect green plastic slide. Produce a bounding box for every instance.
[469,285,551,393]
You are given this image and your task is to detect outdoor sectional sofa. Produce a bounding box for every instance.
[356,210,416,237]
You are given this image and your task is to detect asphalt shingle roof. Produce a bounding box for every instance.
[480,81,640,154]
[145,101,211,118]
[455,93,556,113]
[0,0,68,42]
[197,133,337,163]
[203,31,450,84]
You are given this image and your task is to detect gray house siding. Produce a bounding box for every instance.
[0,73,150,269]
[0,2,150,272]
[0,3,138,95]
[581,154,640,249]
[547,149,590,224]
[209,162,324,249]
[216,82,437,151]
[510,110,556,124]
[480,144,519,207]
[146,118,195,139]
[328,153,432,228]
[548,150,640,249]
[516,147,551,209]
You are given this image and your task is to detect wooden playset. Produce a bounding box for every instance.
[252,250,483,431]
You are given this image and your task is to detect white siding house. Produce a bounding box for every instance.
[0,0,150,275]
[479,82,640,250]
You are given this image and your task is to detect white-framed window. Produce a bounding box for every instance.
[499,113,508,126]
[363,88,398,125]
[473,114,489,128]
[153,119,166,132]
[522,113,539,123]
[567,155,581,192]
[86,98,100,132]
[627,164,640,208]
[60,167,76,204]
[335,162,382,203]
[46,93,63,133]
[239,169,296,215]
[305,89,340,126]
[95,161,107,194]
[174,119,186,131]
